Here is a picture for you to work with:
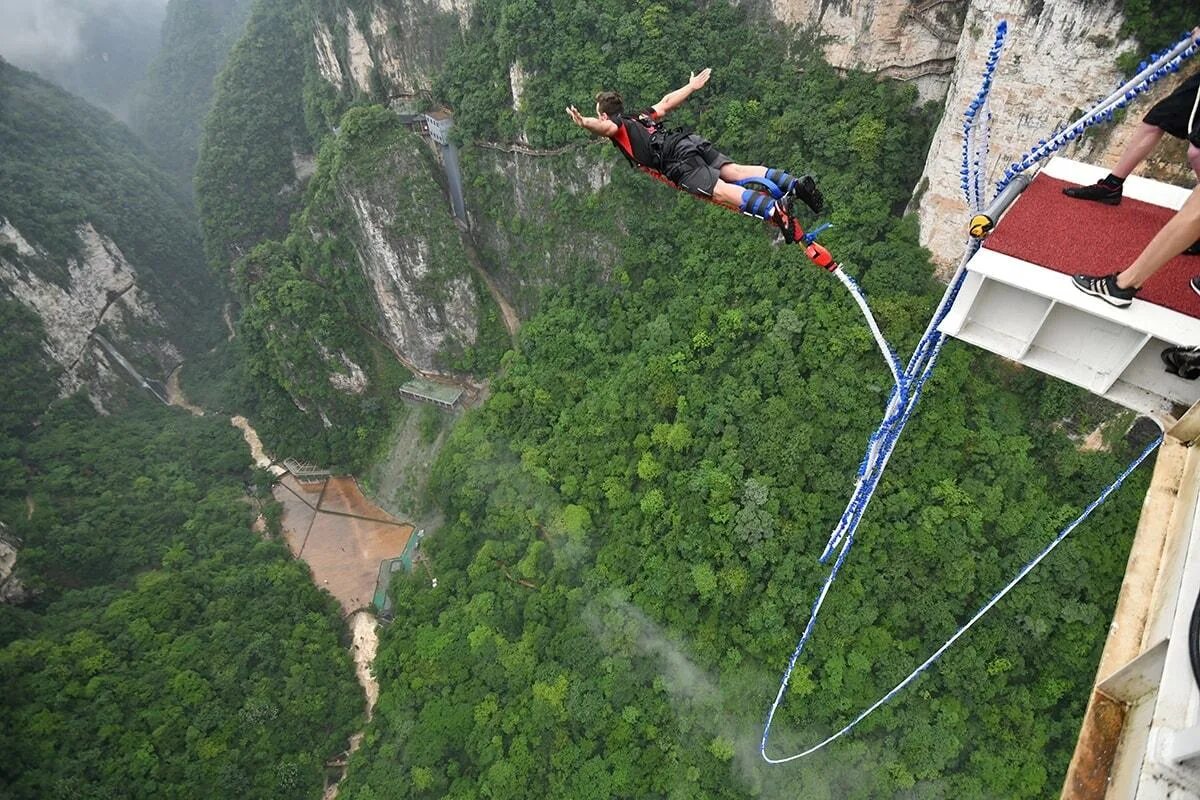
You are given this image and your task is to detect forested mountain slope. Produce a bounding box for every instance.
[0,298,362,800]
[0,58,222,405]
[130,0,256,187]
[173,0,1171,795]
[255,2,1154,799]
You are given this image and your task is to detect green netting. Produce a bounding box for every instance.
[371,530,425,614]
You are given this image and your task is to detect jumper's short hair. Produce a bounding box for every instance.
[595,91,624,117]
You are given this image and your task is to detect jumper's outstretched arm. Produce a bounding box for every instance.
[565,105,618,137]
[652,67,711,117]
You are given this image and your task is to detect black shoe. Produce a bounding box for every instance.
[1184,240,1200,256]
[1072,273,1137,307]
[1063,181,1123,205]
[1162,345,1200,380]
[791,175,824,214]
[1191,276,1200,298]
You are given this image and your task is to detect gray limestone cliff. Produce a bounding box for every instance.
[766,0,1194,271]
[338,142,481,374]
[0,218,182,410]
[908,0,1195,272]
[0,523,28,605]
[771,0,967,103]
[311,0,467,99]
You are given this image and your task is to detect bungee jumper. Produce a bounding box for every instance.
[566,68,827,251]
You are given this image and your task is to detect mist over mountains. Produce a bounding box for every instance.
[0,0,169,119]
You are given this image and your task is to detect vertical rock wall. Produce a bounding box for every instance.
[912,0,1196,272]
[769,0,966,102]
[0,219,181,401]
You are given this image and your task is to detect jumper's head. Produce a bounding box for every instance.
[595,91,623,120]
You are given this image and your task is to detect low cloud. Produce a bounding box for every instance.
[0,0,167,68]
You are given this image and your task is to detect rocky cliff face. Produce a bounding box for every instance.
[343,181,480,373]
[771,0,966,103]
[0,218,181,408]
[0,522,28,605]
[463,143,620,316]
[909,0,1185,272]
[311,0,467,98]
[768,0,1194,271]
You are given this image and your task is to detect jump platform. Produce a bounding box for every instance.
[939,157,1200,421]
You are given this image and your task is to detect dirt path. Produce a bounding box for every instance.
[222,302,236,340]
[231,416,286,475]
[166,360,383,799]
[165,367,205,416]
[321,613,378,799]
[166,366,285,475]
[463,240,520,340]
[349,611,380,716]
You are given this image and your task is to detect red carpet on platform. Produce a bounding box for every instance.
[983,173,1200,319]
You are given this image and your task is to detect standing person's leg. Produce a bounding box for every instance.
[1110,123,1167,178]
[1073,185,1200,306]
[1115,183,1200,287]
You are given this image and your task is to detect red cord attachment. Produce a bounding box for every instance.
[804,241,837,271]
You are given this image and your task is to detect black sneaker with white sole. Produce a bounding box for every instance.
[1071,273,1137,307]
[1191,276,1200,298]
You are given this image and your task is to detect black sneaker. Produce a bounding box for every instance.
[790,174,824,214]
[1191,276,1200,298]
[1063,181,1123,205]
[1162,345,1200,380]
[1185,240,1200,256]
[1072,273,1137,307]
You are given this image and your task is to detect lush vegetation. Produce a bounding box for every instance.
[0,296,361,799]
[188,103,512,471]
[341,214,1148,797]
[1118,0,1197,62]
[131,0,256,188]
[195,0,311,271]
[0,59,221,351]
[323,1,1154,798]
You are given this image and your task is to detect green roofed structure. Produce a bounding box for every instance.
[399,378,462,409]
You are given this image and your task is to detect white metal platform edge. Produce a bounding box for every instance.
[938,158,1200,419]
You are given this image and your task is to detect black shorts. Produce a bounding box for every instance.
[661,134,732,197]
[1143,69,1200,141]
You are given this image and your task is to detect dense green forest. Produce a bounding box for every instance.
[1118,0,1197,69]
[195,0,313,272]
[187,103,514,472]
[0,296,361,799]
[0,0,1174,796]
[320,1,1152,798]
[0,58,221,353]
[131,0,256,188]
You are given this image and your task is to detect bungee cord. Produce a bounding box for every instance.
[759,23,1196,763]
[762,434,1162,764]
